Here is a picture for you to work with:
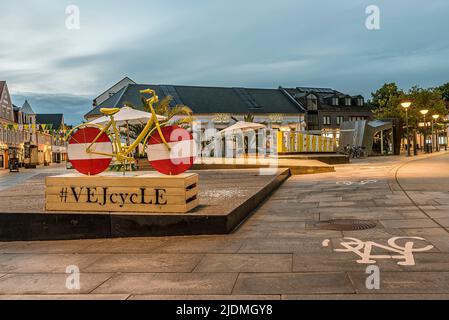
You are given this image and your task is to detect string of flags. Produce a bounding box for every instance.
[0,123,68,135]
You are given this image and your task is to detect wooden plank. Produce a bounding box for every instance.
[46,191,197,206]
[45,201,192,213]
[45,186,195,197]
[45,173,199,213]
[46,173,198,189]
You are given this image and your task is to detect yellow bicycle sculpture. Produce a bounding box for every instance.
[66,89,172,175]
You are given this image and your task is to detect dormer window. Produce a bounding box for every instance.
[332,98,339,106]
[345,98,351,106]
[357,98,364,106]
[307,94,318,111]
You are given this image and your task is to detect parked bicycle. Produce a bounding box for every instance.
[341,145,365,158]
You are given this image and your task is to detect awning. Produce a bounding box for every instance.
[367,120,393,132]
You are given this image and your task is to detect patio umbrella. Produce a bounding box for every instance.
[218,121,266,135]
[90,106,166,126]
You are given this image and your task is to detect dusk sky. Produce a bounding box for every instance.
[2,0,449,124]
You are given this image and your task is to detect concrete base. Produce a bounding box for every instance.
[277,153,350,164]
[137,157,335,175]
[0,169,290,241]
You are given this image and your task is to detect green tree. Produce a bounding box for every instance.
[407,86,447,128]
[370,83,447,129]
[437,82,449,102]
[370,82,405,120]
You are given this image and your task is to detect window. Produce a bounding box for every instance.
[323,116,331,125]
[336,116,344,125]
[345,98,351,106]
[332,98,339,106]
[349,116,366,122]
[358,98,364,106]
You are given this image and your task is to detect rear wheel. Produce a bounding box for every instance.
[67,126,113,175]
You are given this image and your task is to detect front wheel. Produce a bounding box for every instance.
[67,126,114,175]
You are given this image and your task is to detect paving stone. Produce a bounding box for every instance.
[400,253,449,271]
[0,294,130,300]
[233,273,354,295]
[349,272,449,294]
[0,240,99,254]
[282,294,449,300]
[342,228,406,239]
[0,273,113,294]
[424,236,449,252]
[239,221,307,232]
[93,273,238,295]
[379,219,440,229]
[84,254,203,273]
[0,254,104,273]
[435,218,449,227]
[80,238,169,254]
[129,294,280,300]
[267,230,342,239]
[251,213,318,222]
[400,228,449,237]
[238,238,332,254]
[319,202,357,208]
[155,237,245,254]
[319,211,403,221]
[293,252,402,272]
[193,254,292,273]
[426,210,449,219]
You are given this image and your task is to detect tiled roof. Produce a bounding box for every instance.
[21,100,35,115]
[36,114,64,130]
[85,84,305,119]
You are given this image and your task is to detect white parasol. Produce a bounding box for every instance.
[90,107,166,126]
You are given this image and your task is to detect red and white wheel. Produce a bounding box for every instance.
[147,126,197,175]
[68,127,113,175]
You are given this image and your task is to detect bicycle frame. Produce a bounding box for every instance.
[65,90,171,164]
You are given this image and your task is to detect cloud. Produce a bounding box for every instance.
[2,0,449,124]
[11,92,92,125]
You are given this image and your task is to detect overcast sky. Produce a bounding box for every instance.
[2,0,449,124]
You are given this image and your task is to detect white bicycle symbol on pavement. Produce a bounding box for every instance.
[323,237,434,266]
[336,180,378,186]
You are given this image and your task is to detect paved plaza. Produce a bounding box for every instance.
[0,153,449,299]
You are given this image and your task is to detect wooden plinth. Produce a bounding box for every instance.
[45,172,199,213]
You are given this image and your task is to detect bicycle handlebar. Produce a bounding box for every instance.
[140,89,156,95]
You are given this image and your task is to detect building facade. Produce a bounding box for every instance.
[36,114,67,163]
[282,87,373,138]
[85,83,307,131]
[0,81,26,169]
[0,81,67,169]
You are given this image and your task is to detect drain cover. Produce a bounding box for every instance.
[314,219,377,231]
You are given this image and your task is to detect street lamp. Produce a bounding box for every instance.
[420,110,429,153]
[432,115,440,152]
[401,100,412,157]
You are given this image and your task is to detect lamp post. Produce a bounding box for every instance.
[420,110,429,153]
[432,115,440,152]
[401,100,412,157]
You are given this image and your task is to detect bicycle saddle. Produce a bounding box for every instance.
[100,108,120,116]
